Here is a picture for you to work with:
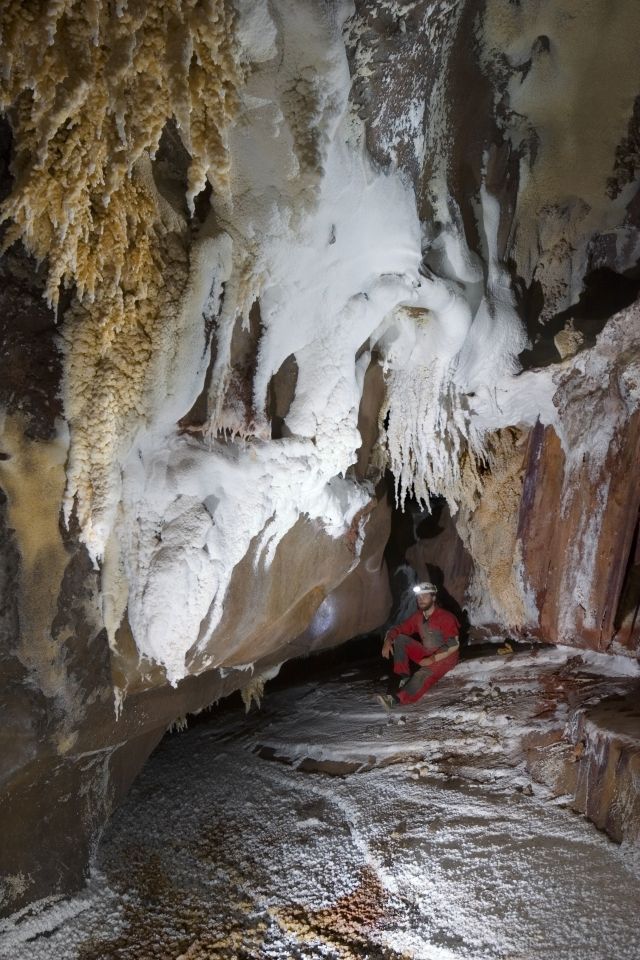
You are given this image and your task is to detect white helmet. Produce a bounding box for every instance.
[413,581,437,595]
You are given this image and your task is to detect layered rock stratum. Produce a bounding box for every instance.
[0,0,639,915]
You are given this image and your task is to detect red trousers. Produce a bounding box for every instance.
[392,634,459,704]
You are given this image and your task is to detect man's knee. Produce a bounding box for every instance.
[392,634,412,659]
[398,666,436,704]
[392,634,413,675]
[403,665,432,695]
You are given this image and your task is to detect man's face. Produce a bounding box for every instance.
[416,592,436,612]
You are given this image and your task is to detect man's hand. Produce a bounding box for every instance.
[381,631,394,659]
[418,654,435,667]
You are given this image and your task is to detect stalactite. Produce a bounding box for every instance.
[1,0,240,307]
[382,359,486,515]
[0,0,242,552]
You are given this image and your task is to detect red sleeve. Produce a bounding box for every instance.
[436,610,460,639]
[388,611,422,641]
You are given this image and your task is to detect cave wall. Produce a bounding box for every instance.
[473,304,640,650]
[402,306,640,652]
[518,410,640,652]
[359,0,640,651]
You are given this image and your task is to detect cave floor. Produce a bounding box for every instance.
[3,644,640,960]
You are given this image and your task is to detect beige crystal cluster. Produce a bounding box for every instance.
[0,0,241,545]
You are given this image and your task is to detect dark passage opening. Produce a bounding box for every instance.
[519,266,640,369]
[614,511,640,649]
[383,481,472,647]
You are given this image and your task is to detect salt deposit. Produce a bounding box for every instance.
[3,646,638,959]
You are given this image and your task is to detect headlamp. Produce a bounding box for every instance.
[413,581,437,595]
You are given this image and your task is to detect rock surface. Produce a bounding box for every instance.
[410,306,640,652]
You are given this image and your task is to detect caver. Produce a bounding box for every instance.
[378,581,460,709]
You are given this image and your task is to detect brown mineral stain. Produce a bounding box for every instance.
[0,413,70,701]
[482,0,640,296]
[77,847,270,960]
[274,866,396,959]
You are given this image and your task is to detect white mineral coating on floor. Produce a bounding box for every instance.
[2,647,639,959]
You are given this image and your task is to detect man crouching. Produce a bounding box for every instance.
[377,581,460,709]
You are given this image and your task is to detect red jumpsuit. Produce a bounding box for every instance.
[387,607,460,704]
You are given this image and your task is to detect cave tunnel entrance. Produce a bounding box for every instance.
[614,509,640,650]
[384,480,473,649]
[519,265,640,369]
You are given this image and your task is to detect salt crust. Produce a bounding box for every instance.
[104,0,431,684]
[2,647,639,959]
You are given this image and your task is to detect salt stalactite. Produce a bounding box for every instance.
[383,352,482,514]
[111,0,544,684]
[0,0,242,555]
[60,159,190,551]
[380,185,527,514]
[105,0,432,684]
[0,0,240,307]
[204,243,265,440]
